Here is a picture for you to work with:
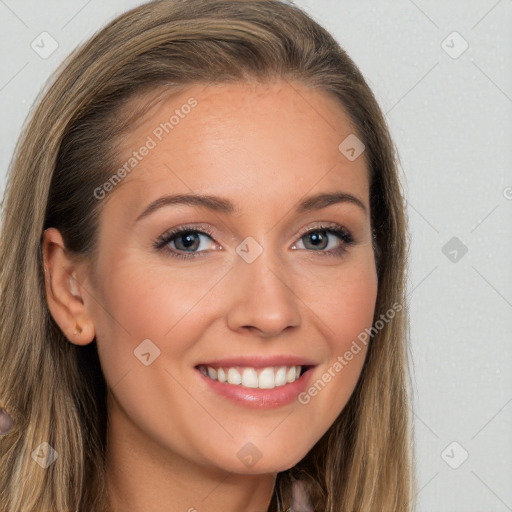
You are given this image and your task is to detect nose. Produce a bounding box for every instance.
[225,244,302,338]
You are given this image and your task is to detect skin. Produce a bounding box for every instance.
[43,81,378,512]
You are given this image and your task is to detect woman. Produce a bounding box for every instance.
[0,1,414,510]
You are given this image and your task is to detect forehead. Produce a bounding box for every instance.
[104,81,369,219]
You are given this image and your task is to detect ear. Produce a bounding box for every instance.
[42,227,96,346]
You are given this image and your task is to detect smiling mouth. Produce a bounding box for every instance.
[195,364,311,389]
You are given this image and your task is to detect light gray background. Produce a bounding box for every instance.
[1,1,511,511]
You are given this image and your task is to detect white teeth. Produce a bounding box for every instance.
[217,368,226,383]
[286,366,297,383]
[241,368,259,388]
[275,366,287,386]
[227,368,242,385]
[258,368,275,389]
[199,364,304,389]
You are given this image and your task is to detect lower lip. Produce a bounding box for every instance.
[195,367,315,409]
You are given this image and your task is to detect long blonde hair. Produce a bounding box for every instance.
[0,1,415,510]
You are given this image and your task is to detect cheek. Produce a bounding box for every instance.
[304,254,378,349]
[90,258,224,383]
[324,267,378,346]
[89,259,227,462]
[297,260,378,414]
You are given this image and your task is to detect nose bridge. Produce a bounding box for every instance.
[225,237,301,336]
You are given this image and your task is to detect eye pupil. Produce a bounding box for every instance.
[304,230,328,250]
[176,232,200,251]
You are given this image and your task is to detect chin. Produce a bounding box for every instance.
[206,441,312,475]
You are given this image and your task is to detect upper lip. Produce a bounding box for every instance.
[195,355,318,369]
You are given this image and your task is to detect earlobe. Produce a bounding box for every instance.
[42,228,96,346]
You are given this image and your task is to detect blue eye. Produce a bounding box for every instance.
[154,225,216,260]
[293,227,353,253]
[166,231,211,252]
[154,223,355,260]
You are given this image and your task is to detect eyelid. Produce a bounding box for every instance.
[154,223,219,250]
[154,221,355,258]
[295,221,353,240]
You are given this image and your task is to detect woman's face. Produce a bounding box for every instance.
[76,81,378,473]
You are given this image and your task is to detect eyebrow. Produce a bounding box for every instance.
[134,191,367,224]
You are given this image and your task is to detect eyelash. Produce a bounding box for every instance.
[153,223,355,260]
